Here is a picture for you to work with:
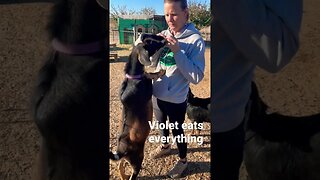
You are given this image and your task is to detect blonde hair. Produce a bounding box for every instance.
[164,0,189,20]
[164,0,188,10]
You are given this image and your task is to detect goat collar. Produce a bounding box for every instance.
[125,73,144,80]
[52,38,105,55]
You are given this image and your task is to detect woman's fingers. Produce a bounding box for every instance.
[166,36,177,45]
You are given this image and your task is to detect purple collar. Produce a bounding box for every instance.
[52,38,105,55]
[125,74,144,80]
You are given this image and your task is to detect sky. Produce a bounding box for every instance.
[110,0,210,15]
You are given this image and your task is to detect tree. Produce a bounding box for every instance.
[110,5,137,20]
[188,0,211,30]
[139,7,156,17]
[110,6,157,20]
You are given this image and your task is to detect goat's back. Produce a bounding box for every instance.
[33,52,108,179]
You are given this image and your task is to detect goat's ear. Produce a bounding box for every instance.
[188,88,195,98]
[136,44,151,66]
[265,108,276,115]
[250,81,269,113]
[140,33,147,41]
[149,47,165,67]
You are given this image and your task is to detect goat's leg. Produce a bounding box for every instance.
[118,159,130,180]
[129,162,142,180]
[32,139,49,180]
[127,152,144,180]
[144,69,166,80]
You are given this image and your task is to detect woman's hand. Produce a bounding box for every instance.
[157,34,180,53]
[165,35,180,53]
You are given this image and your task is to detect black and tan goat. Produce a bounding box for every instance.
[244,82,320,180]
[30,0,108,179]
[109,34,166,180]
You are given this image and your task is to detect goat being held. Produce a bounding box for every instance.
[109,34,166,180]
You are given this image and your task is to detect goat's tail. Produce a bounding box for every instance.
[109,151,126,161]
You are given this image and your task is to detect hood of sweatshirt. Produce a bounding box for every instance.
[163,23,202,40]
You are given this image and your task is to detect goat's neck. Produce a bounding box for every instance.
[48,0,106,43]
[125,54,145,76]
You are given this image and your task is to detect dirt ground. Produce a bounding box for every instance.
[0,3,52,180]
[0,0,319,180]
[109,45,211,180]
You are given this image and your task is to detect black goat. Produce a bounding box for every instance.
[244,82,320,180]
[109,34,166,180]
[186,88,211,135]
[31,0,108,179]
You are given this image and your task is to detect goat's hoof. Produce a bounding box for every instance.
[119,169,130,180]
[118,160,130,180]
[120,175,130,180]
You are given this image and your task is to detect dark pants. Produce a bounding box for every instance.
[154,98,187,159]
[212,121,245,180]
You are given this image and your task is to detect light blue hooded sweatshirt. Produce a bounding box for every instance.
[153,23,206,103]
[213,0,303,132]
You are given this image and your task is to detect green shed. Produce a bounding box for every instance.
[118,15,168,44]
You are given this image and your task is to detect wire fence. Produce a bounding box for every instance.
[110,28,211,44]
[109,29,120,44]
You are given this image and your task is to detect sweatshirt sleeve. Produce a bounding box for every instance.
[214,0,303,73]
[174,37,205,84]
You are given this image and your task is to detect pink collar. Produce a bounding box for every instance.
[125,74,144,80]
[52,38,105,55]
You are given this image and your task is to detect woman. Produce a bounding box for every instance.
[150,0,205,178]
[212,0,303,179]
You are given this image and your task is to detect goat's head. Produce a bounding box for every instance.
[134,33,167,67]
